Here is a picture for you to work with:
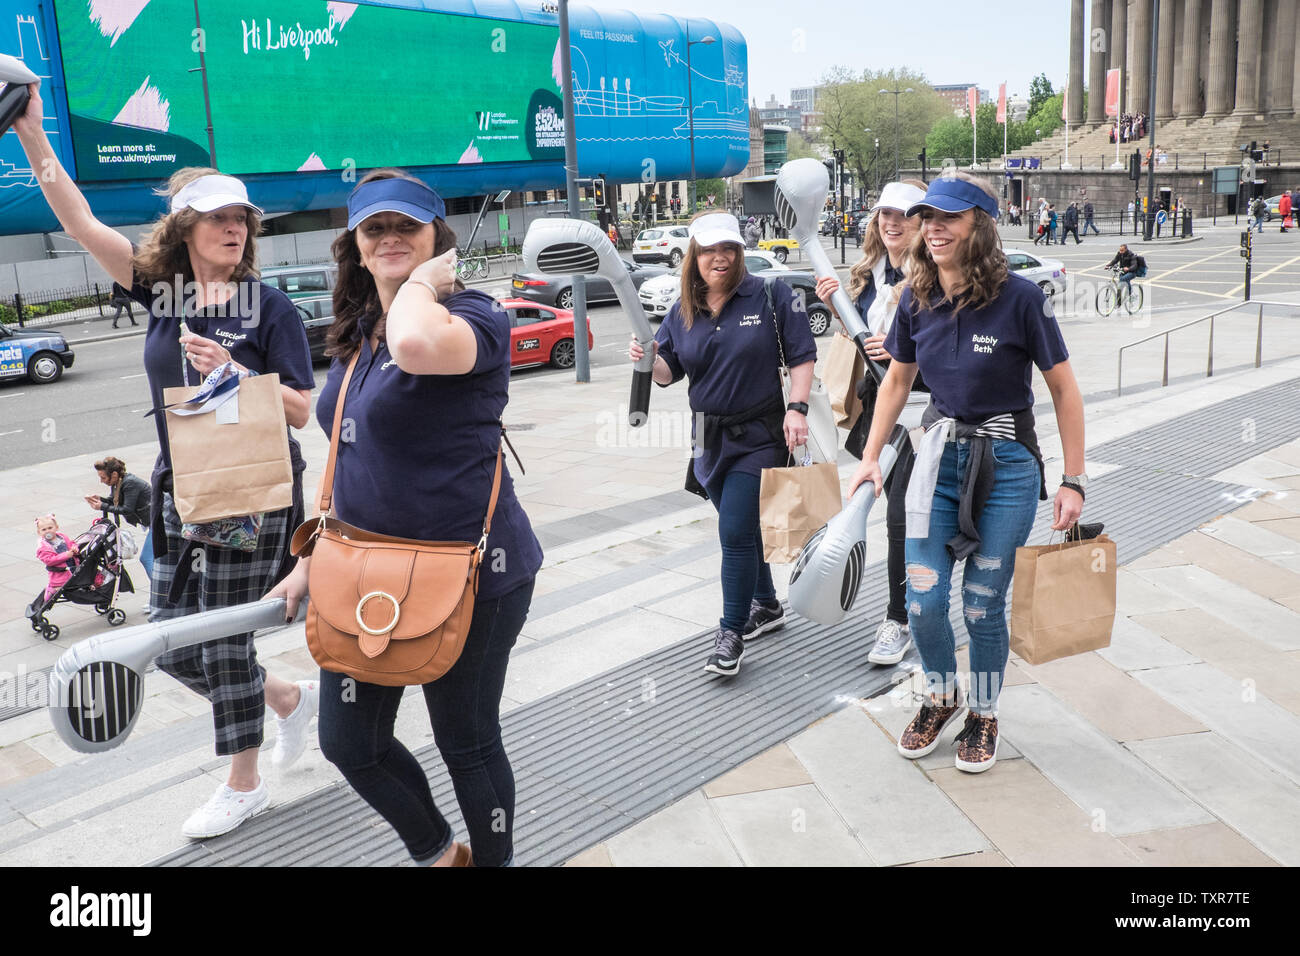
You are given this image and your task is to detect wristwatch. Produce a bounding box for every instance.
[1061,472,1088,499]
[786,401,809,415]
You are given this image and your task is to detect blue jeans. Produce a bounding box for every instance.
[905,440,1040,715]
[317,579,534,866]
[704,469,776,633]
[1083,218,1100,235]
[137,528,154,583]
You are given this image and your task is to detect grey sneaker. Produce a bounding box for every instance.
[741,599,785,641]
[868,618,912,665]
[704,628,746,677]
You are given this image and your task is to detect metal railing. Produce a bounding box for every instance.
[1116,299,1299,394]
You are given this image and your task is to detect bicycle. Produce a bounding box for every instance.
[454,255,490,281]
[1096,265,1144,316]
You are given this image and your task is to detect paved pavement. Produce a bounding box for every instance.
[1,238,1299,868]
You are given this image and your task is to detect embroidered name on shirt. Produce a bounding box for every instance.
[381,360,399,370]
[972,333,998,354]
[213,330,248,344]
[738,313,761,327]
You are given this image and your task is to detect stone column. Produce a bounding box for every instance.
[1178,0,1203,118]
[1234,0,1264,114]
[1070,0,1087,125]
[1268,0,1296,115]
[1089,0,1110,124]
[1111,0,1130,109]
[1204,0,1236,116]
[1130,0,1153,116]
[1156,0,1178,121]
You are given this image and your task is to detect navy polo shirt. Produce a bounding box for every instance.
[885,274,1069,421]
[315,288,542,600]
[655,273,818,487]
[123,275,315,480]
[853,260,906,322]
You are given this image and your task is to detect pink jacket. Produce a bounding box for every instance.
[38,533,79,600]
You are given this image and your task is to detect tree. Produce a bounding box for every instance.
[1028,74,1055,115]
[1024,92,1066,140]
[694,178,725,208]
[786,131,819,161]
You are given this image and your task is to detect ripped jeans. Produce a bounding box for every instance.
[905,439,1040,715]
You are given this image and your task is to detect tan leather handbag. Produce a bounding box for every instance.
[290,351,505,686]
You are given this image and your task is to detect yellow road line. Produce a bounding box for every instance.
[1226,252,1300,297]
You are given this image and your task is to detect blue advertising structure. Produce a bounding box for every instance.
[0,0,748,235]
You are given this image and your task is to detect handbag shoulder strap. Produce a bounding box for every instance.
[317,347,509,547]
[765,278,788,372]
[318,349,362,516]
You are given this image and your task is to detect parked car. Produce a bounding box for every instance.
[639,263,829,336]
[498,298,593,370]
[632,226,690,266]
[0,322,75,384]
[293,294,335,363]
[510,258,670,310]
[1263,195,1284,220]
[260,263,338,299]
[757,237,801,263]
[1005,248,1068,297]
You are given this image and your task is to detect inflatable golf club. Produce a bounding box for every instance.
[521,218,655,426]
[788,423,911,625]
[49,599,303,754]
[0,53,38,135]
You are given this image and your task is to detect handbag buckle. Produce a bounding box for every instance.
[477,532,488,553]
[356,591,401,636]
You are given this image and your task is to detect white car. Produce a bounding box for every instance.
[638,251,789,318]
[1005,248,1068,298]
[632,226,690,267]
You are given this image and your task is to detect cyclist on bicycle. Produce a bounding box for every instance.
[1105,244,1146,297]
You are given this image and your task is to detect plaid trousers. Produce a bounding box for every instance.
[150,492,296,756]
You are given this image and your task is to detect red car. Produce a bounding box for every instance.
[498,298,594,370]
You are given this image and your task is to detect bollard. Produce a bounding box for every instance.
[14,292,23,327]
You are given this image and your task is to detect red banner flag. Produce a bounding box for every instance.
[997,82,1007,124]
[1105,68,1121,118]
[968,86,978,123]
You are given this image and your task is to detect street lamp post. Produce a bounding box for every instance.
[879,87,913,181]
[685,31,716,217]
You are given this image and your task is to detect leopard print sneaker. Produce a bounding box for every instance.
[897,687,967,759]
[954,712,999,773]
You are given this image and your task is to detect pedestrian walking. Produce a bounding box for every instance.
[813,180,928,666]
[848,172,1086,773]
[1034,204,1050,245]
[109,289,138,328]
[1047,204,1058,243]
[1250,196,1266,234]
[12,79,319,839]
[1059,202,1081,244]
[1082,200,1099,235]
[628,211,817,677]
[269,169,542,867]
[1280,190,1293,233]
[85,456,154,587]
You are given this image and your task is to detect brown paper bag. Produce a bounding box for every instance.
[759,462,842,564]
[163,373,293,524]
[822,332,864,428]
[1010,534,1117,665]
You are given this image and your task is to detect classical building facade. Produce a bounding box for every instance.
[1067,0,1299,124]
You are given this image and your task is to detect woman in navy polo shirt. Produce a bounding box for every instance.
[849,172,1086,773]
[629,212,817,677]
[269,170,542,867]
[13,83,319,837]
[815,179,927,669]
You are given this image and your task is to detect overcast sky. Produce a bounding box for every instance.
[596,0,1075,105]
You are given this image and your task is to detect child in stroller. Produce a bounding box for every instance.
[27,514,134,640]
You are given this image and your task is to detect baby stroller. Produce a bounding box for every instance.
[26,517,135,641]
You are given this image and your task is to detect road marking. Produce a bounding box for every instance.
[1226,252,1300,298]
[0,429,23,437]
[0,392,25,400]
[119,373,148,380]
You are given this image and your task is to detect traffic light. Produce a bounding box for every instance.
[1129,151,1141,181]
[917,147,927,166]
[593,178,606,206]
[823,158,836,181]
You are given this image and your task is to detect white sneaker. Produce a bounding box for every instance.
[868,618,912,665]
[181,780,269,839]
[271,680,319,770]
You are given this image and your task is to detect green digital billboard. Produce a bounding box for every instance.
[52,0,564,182]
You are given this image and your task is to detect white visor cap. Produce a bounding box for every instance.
[870,182,928,216]
[170,175,263,216]
[688,212,744,248]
